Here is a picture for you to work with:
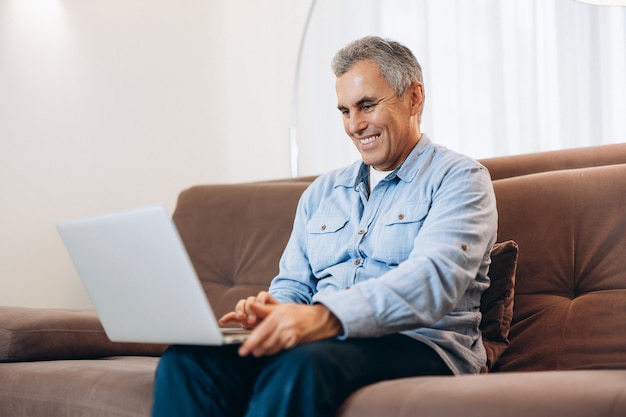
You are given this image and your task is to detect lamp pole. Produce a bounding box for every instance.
[289,0,318,178]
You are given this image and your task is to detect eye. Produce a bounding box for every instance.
[362,103,375,112]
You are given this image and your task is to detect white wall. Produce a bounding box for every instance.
[0,0,302,308]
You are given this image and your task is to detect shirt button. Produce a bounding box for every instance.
[398,214,405,220]
[321,225,326,231]
[354,259,361,265]
[358,229,365,235]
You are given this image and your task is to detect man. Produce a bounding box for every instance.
[153,36,497,417]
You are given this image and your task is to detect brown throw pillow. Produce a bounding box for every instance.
[480,240,519,372]
[0,307,166,362]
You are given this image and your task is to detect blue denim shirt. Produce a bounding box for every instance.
[269,135,498,375]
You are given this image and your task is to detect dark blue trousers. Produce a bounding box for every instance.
[152,334,451,417]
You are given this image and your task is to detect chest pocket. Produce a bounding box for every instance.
[373,203,430,265]
[306,215,349,273]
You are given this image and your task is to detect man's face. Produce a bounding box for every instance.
[336,59,423,171]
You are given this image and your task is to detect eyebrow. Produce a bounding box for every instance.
[356,96,378,106]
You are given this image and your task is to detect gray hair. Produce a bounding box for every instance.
[331,36,423,98]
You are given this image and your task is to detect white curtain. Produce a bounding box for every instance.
[294,0,626,176]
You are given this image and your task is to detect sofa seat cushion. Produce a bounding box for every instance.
[0,307,166,362]
[0,356,157,417]
[338,370,626,417]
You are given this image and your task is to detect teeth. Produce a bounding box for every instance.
[360,135,380,144]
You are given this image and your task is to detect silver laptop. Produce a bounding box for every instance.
[56,205,250,345]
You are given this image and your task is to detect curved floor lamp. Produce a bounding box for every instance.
[289,0,318,178]
[575,0,626,4]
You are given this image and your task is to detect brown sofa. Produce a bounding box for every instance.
[2,143,626,417]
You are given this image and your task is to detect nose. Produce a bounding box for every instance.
[346,112,367,136]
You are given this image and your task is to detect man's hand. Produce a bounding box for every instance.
[219,291,343,357]
[237,302,343,357]
[219,291,343,356]
[218,291,279,329]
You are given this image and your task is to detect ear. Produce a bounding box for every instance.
[408,81,425,117]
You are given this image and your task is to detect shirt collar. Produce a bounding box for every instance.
[334,134,433,189]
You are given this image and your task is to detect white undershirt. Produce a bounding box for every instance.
[369,166,393,193]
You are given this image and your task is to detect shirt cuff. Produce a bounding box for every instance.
[313,287,378,339]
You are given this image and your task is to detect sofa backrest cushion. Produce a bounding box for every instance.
[173,181,310,319]
[492,163,626,372]
[480,142,626,181]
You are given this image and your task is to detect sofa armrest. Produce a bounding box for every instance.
[0,306,166,362]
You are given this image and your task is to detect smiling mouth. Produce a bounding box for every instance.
[359,134,380,145]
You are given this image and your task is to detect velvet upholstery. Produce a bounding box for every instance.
[492,164,626,372]
[481,142,626,180]
[172,182,309,319]
[338,370,626,417]
[0,307,165,362]
[0,357,157,417]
